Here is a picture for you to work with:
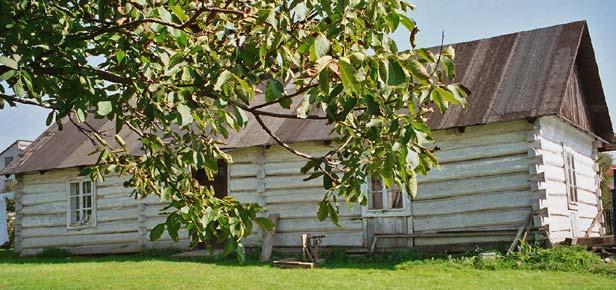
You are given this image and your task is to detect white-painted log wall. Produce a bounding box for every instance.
[13,117,603,254]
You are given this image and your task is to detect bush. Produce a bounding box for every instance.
[395,243,616,275]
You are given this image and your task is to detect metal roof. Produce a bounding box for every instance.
[2,21,612,175]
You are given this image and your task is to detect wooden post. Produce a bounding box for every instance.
[259,213,279,262]
[612,169,616,245]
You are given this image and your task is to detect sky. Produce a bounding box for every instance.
[1,0,615,150]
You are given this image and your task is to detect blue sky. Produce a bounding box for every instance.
[0,0,615,150]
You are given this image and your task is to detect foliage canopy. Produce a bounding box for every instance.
[0,0,466,260]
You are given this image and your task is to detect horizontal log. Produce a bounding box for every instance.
[436,141,528,164]
[274,231,363,247]
[417,154,529,184]
[416,173,529,200]
[412,190,533,217]
[264,203,360,219]
[275,217,362,233]
[413,208,532,232]
[21,220,139,238]
[22,232,140,249]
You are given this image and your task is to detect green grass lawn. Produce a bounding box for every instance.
[1,249,615,290]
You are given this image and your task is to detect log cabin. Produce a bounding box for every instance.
[1,21,614,256]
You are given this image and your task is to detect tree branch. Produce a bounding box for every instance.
[0,93,53,109]
[251,84,317,109]
[248,108,317,161]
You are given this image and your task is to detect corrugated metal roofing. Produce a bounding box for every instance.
[2,21,612,175]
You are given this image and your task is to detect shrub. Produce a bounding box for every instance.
[395,242,616,275]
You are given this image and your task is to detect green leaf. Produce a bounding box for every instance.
[166,214,180,242]
[387,59,407,86]
[157,7,172,23]
[447,84,469,107]
[405,174,418,199]
[264,79,283,102]
[170,5,188,22]
[317,201,329,221]
[115,50,126,63]
[408,59,430,81]
[255,217,275,231]
[177,104,193,126]
[398,13,416,31]
[14,79,25,97]
[339,60,360,94]
[0,69,17,81]
[441,56,455,79]
[214,70,233,91]
[223,239,236,256]
[310,34,330,61]
[149,223,165,241]
[97,101,113,116]
[0,56,18,69]
[77,108,87,122]
[385,12,400,32]
[293,2,308,21]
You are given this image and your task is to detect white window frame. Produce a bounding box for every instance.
[66,178,97,229]
[361,176,411,217]
[563,147,578,210]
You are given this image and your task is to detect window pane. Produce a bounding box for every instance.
[369,178,384,210]
[370,191,384,209]
[83,181,92,194]
[371,178,383,192]
[70,210,80,224]
[83,209,92,223]
[70,195,80,212]
[70,182,80,196]
[83,195,92,209]
[388,183,404,209]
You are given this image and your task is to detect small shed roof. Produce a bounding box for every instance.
[2,21,612,175]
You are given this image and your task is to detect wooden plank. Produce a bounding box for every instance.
[273,259,315,269]
[507,211,534,255]
[260,214,279,262]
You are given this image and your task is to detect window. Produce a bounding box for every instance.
[67,179,96,228]
[563,149,578,206]
[368,177,404,210]
[4,156,13,167]
[193,160,228,199]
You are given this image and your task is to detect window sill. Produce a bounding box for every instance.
[362,208,410,218]
[67,224,96,231]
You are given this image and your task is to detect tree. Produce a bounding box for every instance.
[0,0,467,260]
